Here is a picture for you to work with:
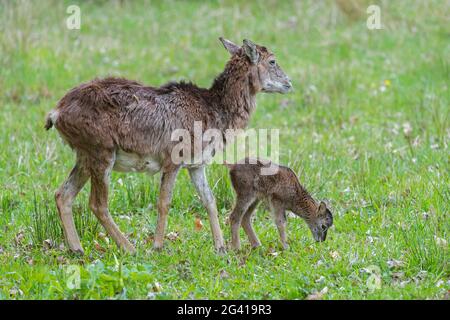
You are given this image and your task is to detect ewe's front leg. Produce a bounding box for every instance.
[188,166,225,253]
[153,168,180,250]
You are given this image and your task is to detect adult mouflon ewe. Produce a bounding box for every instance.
[45,38,292,255]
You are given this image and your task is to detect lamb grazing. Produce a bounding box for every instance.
[228,159,333,250]
[45,38,292,255]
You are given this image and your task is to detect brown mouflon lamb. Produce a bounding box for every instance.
[227,159,333,250]
[45,38,292,255]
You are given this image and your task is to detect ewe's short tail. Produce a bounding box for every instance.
[44,110,58,130]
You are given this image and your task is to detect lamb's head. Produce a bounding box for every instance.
[308,201,333,242]
[219,37,292,94]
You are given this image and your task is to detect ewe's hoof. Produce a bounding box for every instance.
[153,243,164,252]
[251,243,262,250]
[70,248,85,256]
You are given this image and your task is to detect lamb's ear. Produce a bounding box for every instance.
[243,39,259,64]
[219,37,239,55]
[318,201,327,215]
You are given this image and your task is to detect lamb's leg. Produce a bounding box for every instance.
[241,199,261,248]
[89,154,136,253]
[153,168,180,250]
[188,166,225,253]
[229,196,255,251]
[55,162,89,254]
[271,201,288,249]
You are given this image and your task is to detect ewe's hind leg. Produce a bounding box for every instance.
[189,166,225,253]
[153,168,180,250]
[89,153,136,253]
[229,196,255,251]
[241,200,261,248]
[56,162,89,254]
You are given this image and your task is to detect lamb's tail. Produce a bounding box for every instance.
[44,110,58,130]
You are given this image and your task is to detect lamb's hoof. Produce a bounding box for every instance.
[123,245,137,255]
[153,243,164,252]
[231,246,241,252]
[216,246,227,255]
[117,239,137,254]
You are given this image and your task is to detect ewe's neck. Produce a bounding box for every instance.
[210,58,257,130]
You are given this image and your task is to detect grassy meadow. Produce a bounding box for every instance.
[0,0,448,299]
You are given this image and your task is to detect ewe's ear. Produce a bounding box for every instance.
[243,39,259,64]
[219,37,240,55]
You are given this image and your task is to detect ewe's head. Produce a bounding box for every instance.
[308,201,333,242]
[219,37,292,94]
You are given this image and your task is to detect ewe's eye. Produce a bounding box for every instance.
[269,60,276,66]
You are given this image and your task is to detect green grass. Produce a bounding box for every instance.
[0,0,448,299]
